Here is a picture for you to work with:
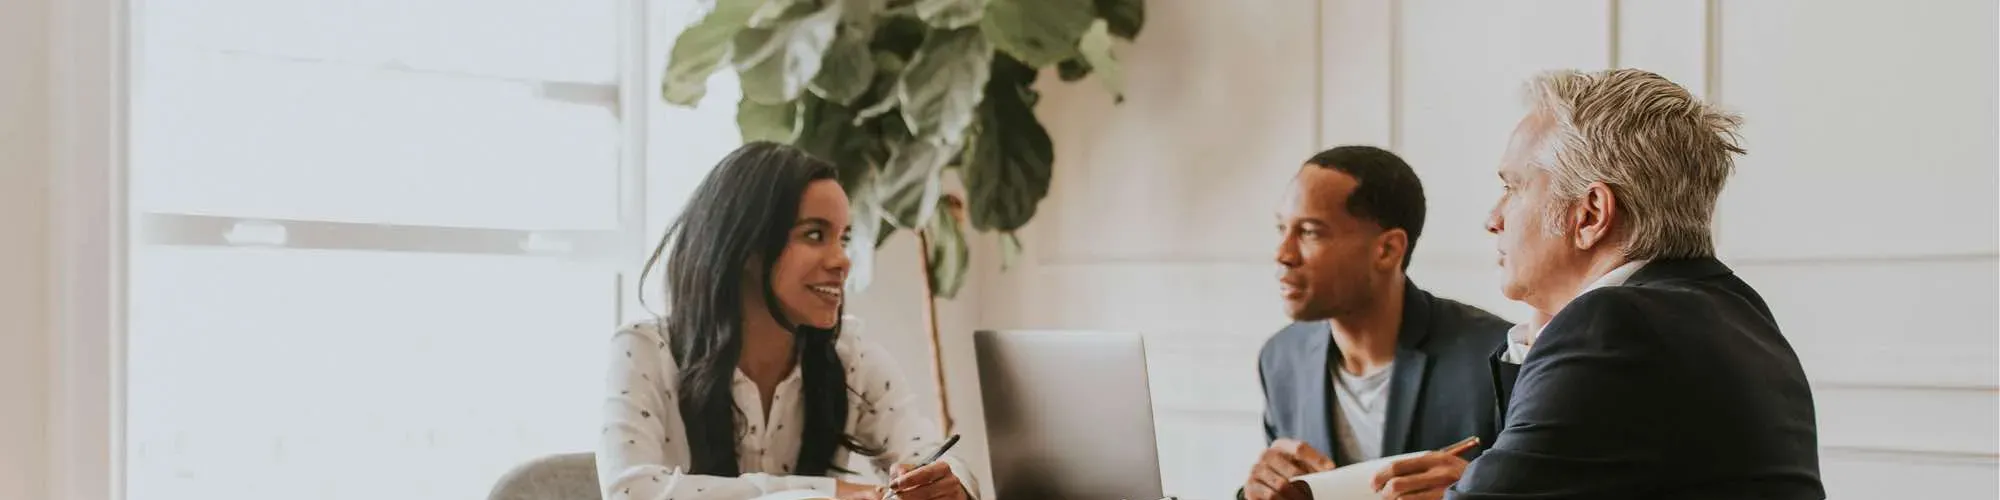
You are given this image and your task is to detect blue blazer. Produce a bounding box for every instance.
[1256,281,1513,465]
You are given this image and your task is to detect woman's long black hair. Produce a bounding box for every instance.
[638,141,880,476]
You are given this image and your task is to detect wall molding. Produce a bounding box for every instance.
[1703,0,1722,102]
[1607,0,1622,68]
[1386,0,1404,153]
[47,0,129,499]
[1034,248,1999,269]
[1823,447,1998,466]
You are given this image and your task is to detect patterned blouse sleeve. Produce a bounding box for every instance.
[597,322,838,500]
[840,323,984,499]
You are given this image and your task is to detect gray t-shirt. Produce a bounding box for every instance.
[1330,362,1394,464]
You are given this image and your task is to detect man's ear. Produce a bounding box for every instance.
[1377,228,1410,270]
[1570,182,1619,250]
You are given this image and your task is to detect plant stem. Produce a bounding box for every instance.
[914,228,954,434]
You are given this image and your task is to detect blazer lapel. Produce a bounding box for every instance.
[1382,282,1435,456]
[1299,323,1336,458]
[1489,344,1520,425]
[1382,347,1430,455]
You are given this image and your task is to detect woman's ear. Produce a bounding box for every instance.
[740,256,765,283]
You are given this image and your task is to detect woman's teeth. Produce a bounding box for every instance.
[809,285,842,299]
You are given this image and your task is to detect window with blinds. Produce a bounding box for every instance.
[123,1,739,498]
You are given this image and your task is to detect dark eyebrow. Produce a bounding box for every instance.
[794,218,851,235]
[1285,217,1330,228]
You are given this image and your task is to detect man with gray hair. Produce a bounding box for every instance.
[1447,69,1823,499]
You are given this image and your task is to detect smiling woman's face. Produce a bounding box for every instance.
[762,179,852,329]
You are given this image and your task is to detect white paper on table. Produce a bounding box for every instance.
[748,491,836,500]
[1288,451,1426,500]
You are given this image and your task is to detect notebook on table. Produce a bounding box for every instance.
[1288,452,1426,500]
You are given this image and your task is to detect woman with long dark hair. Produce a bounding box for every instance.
[597,142,978,500]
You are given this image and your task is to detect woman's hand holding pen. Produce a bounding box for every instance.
[885,434,968,500]
[885,462,968,500]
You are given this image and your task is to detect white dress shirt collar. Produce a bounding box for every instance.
[1502,259,1650,363]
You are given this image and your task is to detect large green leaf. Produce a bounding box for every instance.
[661,0,767,106]
[837,158,884,294]
[999,231,1023,271]
[795,93,868,170]
[924,196,971,299]
[914,0,983,29]
[875,136,953,229]
[1076,19,1125,102]
[808,0,883,105]
[732,0,842,104]
[897,27,993,147]
[962,55,1054,232]
[736,94,799,143]
[810,38,876,105]
[747,0,810,28]
[1093,0,1144,39]
[870,16,931,58]
[980,0,1095,68]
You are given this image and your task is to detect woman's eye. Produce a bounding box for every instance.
[804,230,824,242]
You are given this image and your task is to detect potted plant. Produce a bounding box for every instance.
[662,0,1144,432]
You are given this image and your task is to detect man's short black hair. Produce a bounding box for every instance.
[1304,145,1427,270]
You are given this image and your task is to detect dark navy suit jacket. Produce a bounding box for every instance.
[1450,257,1825,499]
[1256,281,1513,466]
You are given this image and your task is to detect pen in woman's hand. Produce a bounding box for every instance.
[885,435,963,500]
[917,434,961,466]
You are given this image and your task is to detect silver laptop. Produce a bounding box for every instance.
[973,330,1165,500]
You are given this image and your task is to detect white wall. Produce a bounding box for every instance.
[0,0,53,497]
[971,0,2000,498]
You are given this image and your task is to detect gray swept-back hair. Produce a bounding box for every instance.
[1521,68,1745,260]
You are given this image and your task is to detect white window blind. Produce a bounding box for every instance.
[124,1,739,498]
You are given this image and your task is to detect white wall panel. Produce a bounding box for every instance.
[1823,450,1999,500]
[1036,0,1319,264]
[1735,258,1999,388]
[1154,412,1265,500]
[1817,386,1998,456]
[1613,0,1710,98]
[1714,0,1999,259]
[1318,0,1395,148]
[1397,0,1613,266]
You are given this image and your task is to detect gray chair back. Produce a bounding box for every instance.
[487,452,602,500]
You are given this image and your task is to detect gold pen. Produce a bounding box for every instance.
[1438,436,1481,457]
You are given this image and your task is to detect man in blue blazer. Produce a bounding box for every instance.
[1449,69,1823,499]
[1241,146,1512,500]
